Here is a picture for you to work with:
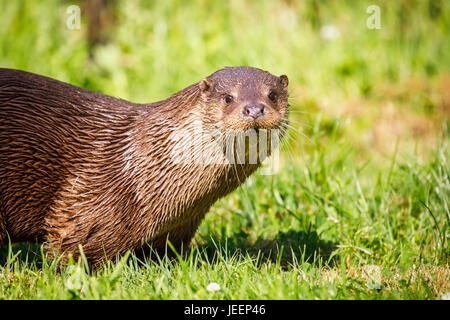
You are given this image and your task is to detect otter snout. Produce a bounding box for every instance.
[242,103,265,119]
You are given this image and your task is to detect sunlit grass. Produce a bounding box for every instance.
[0,0,449,299]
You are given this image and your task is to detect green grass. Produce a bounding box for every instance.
[1,140,448,299]
[0,0,449,299]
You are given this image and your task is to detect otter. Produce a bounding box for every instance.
[0,66,289,266]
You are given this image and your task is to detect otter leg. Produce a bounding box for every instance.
[142,217,204,259]
[0,217,6,245]
[43,225,126,268]
[0,201,5,244]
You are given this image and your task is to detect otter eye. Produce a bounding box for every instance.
[268,91,277,102]
[224,95,234,104]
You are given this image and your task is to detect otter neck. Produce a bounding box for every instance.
[129,88,261,236]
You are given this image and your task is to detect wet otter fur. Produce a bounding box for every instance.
[0,66,289,267]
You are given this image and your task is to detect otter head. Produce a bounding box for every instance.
[196,66,289,166]
[199,66,289,132]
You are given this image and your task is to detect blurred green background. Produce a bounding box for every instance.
[1,0,449,165]
[0,0,449,299]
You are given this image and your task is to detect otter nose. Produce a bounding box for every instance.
[242,103,265,119]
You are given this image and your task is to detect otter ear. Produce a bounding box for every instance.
[199,78,213,94]
[279,75,289,89]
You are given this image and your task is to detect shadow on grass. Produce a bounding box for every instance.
[0,241,43,267]
[196,227,338,268]
[0,227,338,269]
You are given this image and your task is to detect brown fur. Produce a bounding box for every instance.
[0,66,289,266]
